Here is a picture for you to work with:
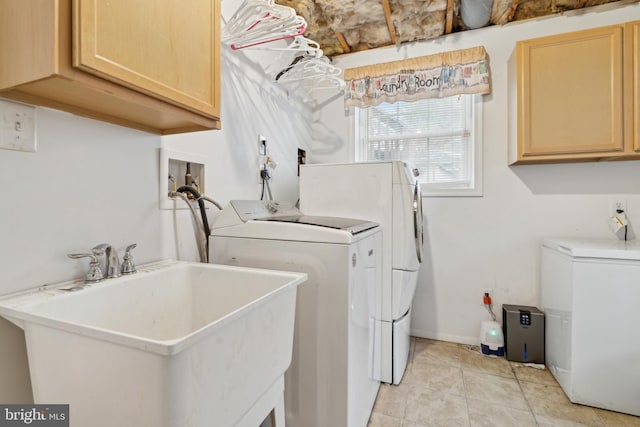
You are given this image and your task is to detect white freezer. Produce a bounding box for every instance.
[541,238,640,416]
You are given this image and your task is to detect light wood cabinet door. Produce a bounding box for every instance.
[514,25,624,162]
[627,21,640,152]
[73,0,220,118]
[0,0,220,134]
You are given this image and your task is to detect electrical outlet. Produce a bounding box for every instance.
[0,98,36,152]
[258,135,267,184]
[298,148,306,176]
[481,288,493,305]
[610,199,627,216]
[259,135,267,155]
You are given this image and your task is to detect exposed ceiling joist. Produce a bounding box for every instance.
[381,0,398,44]
[445,0,455,34]
[335,31,352,53]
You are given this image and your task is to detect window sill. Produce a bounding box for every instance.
[421,184,483,197]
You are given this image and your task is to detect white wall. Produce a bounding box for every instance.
[161,47,313,261]
[309,2,640,344]
[0,110,162,293]
[0,108,162,402]
[0,42,311,401]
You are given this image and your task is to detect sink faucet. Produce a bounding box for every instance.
[92,243,121,279]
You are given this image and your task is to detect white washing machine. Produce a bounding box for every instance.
[299,161,423,384]
[209,200,382,427]
[541,238,640,416]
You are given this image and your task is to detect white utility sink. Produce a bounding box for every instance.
[0,260,306,427]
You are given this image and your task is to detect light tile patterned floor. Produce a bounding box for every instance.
[368,337,640,427]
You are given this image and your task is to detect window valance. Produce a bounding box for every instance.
[344,46,491,108]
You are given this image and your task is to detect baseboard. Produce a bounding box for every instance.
[410,328,478,346]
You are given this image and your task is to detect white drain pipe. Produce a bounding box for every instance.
[461,0,494,29]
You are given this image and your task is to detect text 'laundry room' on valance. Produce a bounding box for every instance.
[343,46,491,108]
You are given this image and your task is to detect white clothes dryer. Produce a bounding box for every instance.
[209,200,382,427]
[300,161,424,384]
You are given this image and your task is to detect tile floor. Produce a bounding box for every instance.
[368,337,640,427]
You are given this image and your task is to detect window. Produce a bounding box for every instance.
[356,94,483,196]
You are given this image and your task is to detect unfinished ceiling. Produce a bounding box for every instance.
[274,0,634,56]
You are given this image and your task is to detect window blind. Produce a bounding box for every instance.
[360,95,475,188]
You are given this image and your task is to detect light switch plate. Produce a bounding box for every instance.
[0,98,36,152]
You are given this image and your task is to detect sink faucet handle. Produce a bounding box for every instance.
[121,243,137,275]
[68,253,105,283]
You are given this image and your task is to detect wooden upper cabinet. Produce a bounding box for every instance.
[73,0,219,118]
[627,21,640,153]
[509,25,626,164]
[0,0,220,135]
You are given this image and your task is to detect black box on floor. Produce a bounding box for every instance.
[502,304,544,363]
